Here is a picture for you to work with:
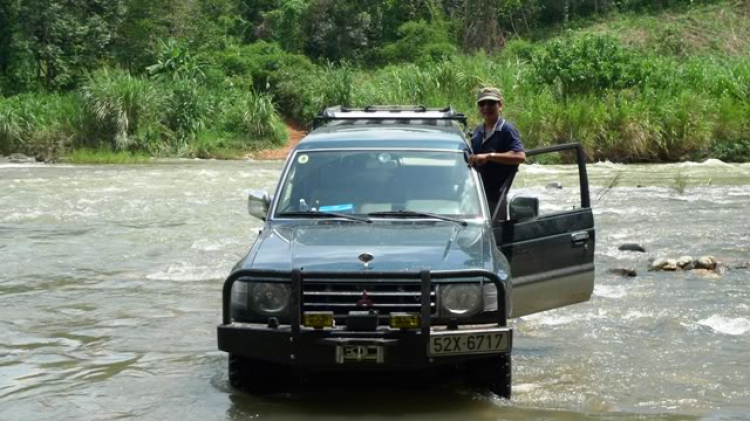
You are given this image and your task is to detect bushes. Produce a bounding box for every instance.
[80,69,164,151]
[3,34,750,163]
[208,41,315,91]
[0,93,79,157]
[222,90,286,145]
[532,33,645,98]
[2,65,288,159]
[375,20,457,66]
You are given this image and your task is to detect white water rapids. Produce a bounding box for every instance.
[1,159,749,420]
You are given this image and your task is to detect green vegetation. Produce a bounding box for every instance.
[1,0,749,162]
[66,148,151,165]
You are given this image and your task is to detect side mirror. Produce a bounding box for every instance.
[248,190,271,221]
[509,196,539,223]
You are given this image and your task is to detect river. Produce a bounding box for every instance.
[1,159,749,420]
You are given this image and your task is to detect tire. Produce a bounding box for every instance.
[228,354,296,394]
[464,353,512,399]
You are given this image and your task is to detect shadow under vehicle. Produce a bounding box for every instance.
[217,106,595,399]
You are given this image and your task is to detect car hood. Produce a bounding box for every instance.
[247,222,486,272]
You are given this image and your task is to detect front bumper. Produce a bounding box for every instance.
[217,268,512,370]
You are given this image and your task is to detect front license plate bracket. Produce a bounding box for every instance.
[335,345,385,364]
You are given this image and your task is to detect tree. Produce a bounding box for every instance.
[462,0,504,53]
[16,0,126,90]
[112,0,172,72]
[304,0,382,62]
[261,0,309,53]
[0,0,15,76]
[496,0,542,36]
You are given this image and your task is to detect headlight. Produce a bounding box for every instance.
[231,281,248,308]
[249,282,290,316]
[440,283,483,317]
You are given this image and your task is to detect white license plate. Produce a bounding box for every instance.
[428,330,510,356]
[336,345,385,363]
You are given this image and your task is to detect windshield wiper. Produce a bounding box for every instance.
[278,210,372,223]
[367,210,467,226]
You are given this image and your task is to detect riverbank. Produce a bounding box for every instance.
[0,121,308,164]
[3,2,750,164]
[244,121,307,160]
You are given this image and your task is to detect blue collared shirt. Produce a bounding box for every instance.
[470,119,525,203]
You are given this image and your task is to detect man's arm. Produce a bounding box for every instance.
[469,151,525,166]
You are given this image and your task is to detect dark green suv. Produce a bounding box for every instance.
[217,106,596,399]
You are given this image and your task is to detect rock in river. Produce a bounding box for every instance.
[608,268,637,277]
[676,256,694,270]
[619,243,646,253]
[694,256,718,270]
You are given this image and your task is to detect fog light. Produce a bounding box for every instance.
[303,311,334,329]
[390,312,421,329]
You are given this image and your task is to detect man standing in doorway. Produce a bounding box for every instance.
[469,87,526,215]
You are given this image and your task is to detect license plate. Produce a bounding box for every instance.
[428,330,510,356]
[336,345,384,363]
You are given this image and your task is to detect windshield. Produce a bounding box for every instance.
[275,150,482,218]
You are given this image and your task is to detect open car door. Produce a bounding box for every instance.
[492,143,595,318]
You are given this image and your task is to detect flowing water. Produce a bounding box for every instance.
[1,159,749,421]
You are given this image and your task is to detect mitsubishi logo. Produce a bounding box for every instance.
[356,290,373,308]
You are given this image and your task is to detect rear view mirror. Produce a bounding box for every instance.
[248,190,271,221]
[509,196,539,222]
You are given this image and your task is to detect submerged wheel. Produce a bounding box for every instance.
[228,354,296,394]
[464,353,512,399]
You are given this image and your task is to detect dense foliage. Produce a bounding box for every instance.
[1,0,749,161]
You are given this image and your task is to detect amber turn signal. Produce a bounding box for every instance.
[303,311,334,329]
[390,312,421,329]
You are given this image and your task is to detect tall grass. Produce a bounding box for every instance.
[4,32,750,162]
[222,90,287,145]
[0,93,79,158]
[292,49,750,162]
[66,148,151,164]
[79,69,164,151]
[75,69,286,157]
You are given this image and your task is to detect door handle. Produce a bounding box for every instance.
[571,231,589,247]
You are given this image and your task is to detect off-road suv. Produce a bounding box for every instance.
[217,106,596,398]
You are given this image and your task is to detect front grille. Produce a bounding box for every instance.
[302,281,437,322]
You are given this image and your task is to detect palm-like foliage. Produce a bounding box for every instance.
[223,90,286,145]
[0,94,78,156]
[146,38,206,83]
[80,69,163,151]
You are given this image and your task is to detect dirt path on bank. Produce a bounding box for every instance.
[247,121,307,160]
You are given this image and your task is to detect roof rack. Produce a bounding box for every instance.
[313,105,468,129]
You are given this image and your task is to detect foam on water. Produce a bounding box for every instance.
[591,160,627,169]
[594,284,629,299]
[522,164,564,174]
[621,310,650,320]
[0,163,42,169]
[697,315,750,335]
[190,239,233,252]
[523,309,608,326]
[593,207,628,216]
[512,383,541,393]
[1,210,56,222]
[675,158,733,168]
[146,262,226,281]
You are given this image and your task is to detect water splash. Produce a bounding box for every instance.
[697,315,750,335]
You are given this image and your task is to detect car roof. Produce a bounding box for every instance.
[295,120,470,152]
